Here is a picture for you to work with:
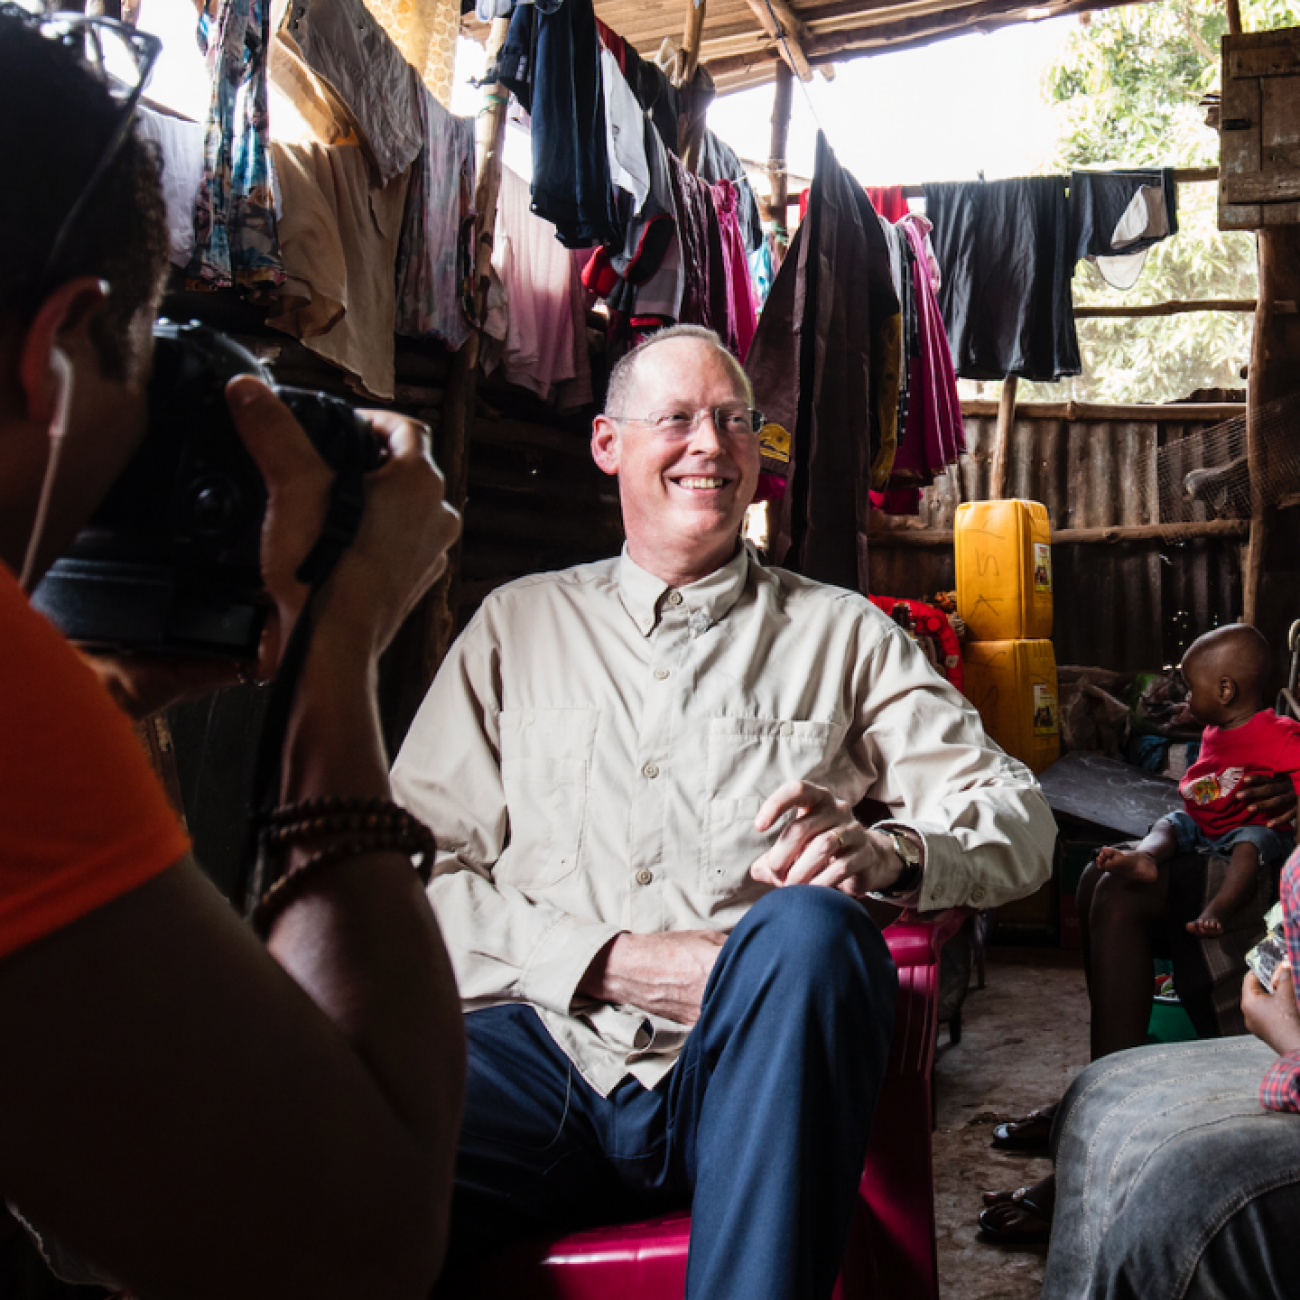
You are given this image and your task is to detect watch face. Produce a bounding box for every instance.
[890,831,920,866]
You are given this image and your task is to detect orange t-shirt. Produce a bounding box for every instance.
[0,564,190,960]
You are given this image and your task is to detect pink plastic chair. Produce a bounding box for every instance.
[438,908,967,1300]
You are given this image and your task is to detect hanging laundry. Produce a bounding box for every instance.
[664,150,730,343]
[1070,168,1178,290]
[395,86,476,351]
[745,132,900,596]
[711,180,758,361]
[877,215,913,461]
[924,176,1080,383]
[601,48,651,213]
[866,185,910,223]
[595,16,680,154]
[885,212,967,496]
[697,129,764,254]
[189,0,283,290]
[266,140,411,400]
[275,0,425,187]
[485,167,594,407]
[748,239,775,309]
[497,0,622,249]
[136,105,204,270]
[580,114,677,312]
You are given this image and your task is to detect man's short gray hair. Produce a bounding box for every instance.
[604,325,754,418]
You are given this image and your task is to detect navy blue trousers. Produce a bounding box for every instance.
[444,886,898,1300]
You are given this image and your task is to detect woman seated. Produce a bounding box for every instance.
[1040,847,1300,1298]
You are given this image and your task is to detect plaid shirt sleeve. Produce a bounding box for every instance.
[1260,848,1300,1112]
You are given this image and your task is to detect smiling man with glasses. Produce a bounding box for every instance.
[394,324,1055,1299]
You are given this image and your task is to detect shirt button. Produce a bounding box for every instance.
[971,885,986,904]
[666,590,683,606]
[636,869,654,886]
[642,763,659,779]
[780,721,794,737]
[654,668,670,680]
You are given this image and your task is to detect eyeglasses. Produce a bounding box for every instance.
[2,3,162,299]
[608,406,766,437]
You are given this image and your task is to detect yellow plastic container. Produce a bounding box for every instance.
[963,638,1061,774]
[955,500,1053,641]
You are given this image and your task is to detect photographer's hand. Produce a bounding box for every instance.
[224,377,460,679]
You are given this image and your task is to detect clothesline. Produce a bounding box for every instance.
[761,165,1221,208]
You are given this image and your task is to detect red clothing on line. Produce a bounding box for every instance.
[0,563,189,960]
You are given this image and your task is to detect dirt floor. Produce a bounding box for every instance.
[931,952,1091,1300]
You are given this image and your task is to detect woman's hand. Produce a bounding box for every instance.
[1242,965,1300,1055]
[1234,773,1298,832]
[225,377,460,678]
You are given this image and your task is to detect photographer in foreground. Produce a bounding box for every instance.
[0,11,463,1300]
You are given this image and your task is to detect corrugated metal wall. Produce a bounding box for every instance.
[868,409,1244,672]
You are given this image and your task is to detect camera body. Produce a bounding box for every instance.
[32,319,381,659]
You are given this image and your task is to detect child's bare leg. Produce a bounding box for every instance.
[1187,841,1260,936]
[1095,820,1178,886]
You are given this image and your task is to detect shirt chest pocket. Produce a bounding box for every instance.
[701,716,846,896]
[499,708,598,889]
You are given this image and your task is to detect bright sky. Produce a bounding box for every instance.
[708,16,1077,190]
[137,1,1079,192]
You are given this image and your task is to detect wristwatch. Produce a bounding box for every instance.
[877,829,923,899]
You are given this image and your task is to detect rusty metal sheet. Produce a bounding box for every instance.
[868,412,1244,672]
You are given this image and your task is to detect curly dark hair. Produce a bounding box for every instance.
[0,10,168,379]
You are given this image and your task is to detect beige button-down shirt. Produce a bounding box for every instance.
[392,545,1053,1094]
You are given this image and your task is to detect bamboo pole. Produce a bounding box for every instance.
[767,61,793,265]
[777,167,1220,209]
[1074,298,1257,318]
[989,376,1018,500]
[743,0,814,81]
[764,0,819,79]
[960,399,1243,423]
[867,520,1252,547]
[680,0,708,86]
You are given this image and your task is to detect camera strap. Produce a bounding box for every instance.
[241,444,371,916]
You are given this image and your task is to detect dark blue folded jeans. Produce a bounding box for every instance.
[443,885,897,1300]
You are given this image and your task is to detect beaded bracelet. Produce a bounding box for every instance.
[251,797,435,938]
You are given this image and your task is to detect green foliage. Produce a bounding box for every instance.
[1017,0,1300,403]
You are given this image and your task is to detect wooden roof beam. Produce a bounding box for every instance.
[743,0,816,81]
[705,0,1153,88]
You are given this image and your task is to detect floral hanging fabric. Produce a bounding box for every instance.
[190,0,285,290]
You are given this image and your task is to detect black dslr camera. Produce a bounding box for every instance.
[32,319,383,659]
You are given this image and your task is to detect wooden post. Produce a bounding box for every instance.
[1242,223,1300,684]
[990,375,1018,500]
[1226,0,1243,36]
[680,0,707,86]
[767,61,793,266]
[1244,233,1270,626]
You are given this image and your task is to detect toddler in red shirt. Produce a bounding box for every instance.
[1097,624,1300,936]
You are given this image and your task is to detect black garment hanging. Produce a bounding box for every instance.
[495,0,621,250]
[925,176,1081,383]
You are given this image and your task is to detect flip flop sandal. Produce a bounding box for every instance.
[978,1186,1053,1245]
[989,1105,1055,1153]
